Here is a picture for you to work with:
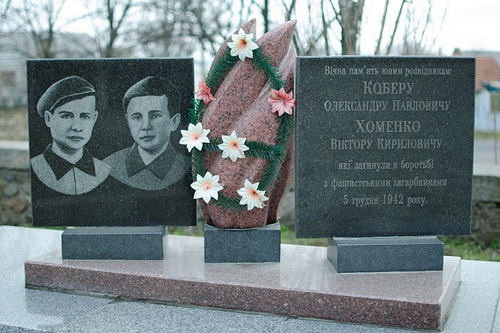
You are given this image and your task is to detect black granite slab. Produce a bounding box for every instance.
[327,237,444,273]
[295,57,475,238]
[62,226,166,260]
[204,222,281,263]
[27,59,195,227]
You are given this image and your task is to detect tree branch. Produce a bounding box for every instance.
[385,0,406,55]
[320,0,330,56]
[374,0,389,55]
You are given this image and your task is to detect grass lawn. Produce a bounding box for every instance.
[475,131,500,140]
[439,236,500,261]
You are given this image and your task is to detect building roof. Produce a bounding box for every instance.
[0,31,97,62]
[460,50,500,67]
[475,56,500,91]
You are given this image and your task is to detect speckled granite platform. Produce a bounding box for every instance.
[25,235,461,331]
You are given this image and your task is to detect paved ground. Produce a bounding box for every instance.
[1,226,500,333]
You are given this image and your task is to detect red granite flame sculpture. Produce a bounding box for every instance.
[197,20,297,228]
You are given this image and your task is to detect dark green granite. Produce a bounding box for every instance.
[27,59,196,227]
[295,57,475,238]
[204,222,281,263]
[327,236,444,273]
[62,226,166,260]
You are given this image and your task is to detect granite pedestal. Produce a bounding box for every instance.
[25,235,461,331]
[328,236,444,273]
[62,226,166,260]
[204,222,281,263]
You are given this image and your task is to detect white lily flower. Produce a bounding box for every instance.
[191,172,223,204]
[179,123,210,152]
[218,131,249,162]
[227,28,259,62]
[237,179,269,210]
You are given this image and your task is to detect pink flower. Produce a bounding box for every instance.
[268,88,295,116]
[196,80,215,104]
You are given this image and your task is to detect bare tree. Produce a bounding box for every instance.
[0,0,12,33]
[335,0,365,55]
[104,0,134,57]
[6,0,68,58]
[136,0,242,64]
[282,0,337,56]
[181,0,234,54]
[239,0,256,28]
[285,0,443,56]
[258,0,270,33]
[136,1,185,57]
[85,0,137,58]
[320,0,331,55]
[283,0,295,21]
[374,0,389,55]
[400,0,445,55]
[384,0,407,55]
[291,0,364,55]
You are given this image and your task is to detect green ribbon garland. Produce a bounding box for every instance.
[188,47,294,212]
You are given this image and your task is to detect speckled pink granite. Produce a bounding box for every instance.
[25,236,461,331]
[201,20,297,228]
[197,19,257,223]
[207,19,257,96]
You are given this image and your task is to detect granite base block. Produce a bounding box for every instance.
[25,236,461,331]
[62,226,166,260]
[204,222,281,263]
[328,236,444,273]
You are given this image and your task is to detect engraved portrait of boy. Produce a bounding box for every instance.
[104,76,189,191]
[30,76,110,195]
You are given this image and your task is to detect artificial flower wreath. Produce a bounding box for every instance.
[179,29,295,211]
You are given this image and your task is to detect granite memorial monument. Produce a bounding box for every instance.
[28,59,196,259]
[295,56,475,272]
[182,19,296,262]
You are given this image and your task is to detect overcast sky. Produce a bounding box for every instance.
[438,0,500,53]
[58,0,500,55]
[351,0,500,55]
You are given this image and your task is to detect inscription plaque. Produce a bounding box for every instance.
[295,57,475,238]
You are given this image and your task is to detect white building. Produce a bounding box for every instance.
[456,50,500,133]
[0,32,96,108]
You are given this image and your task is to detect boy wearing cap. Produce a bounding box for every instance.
[104,76,189,191]
[30,76,110,195]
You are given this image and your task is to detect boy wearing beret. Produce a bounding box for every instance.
[30,76,110,195]
[104,76,189,190]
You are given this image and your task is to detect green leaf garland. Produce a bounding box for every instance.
[189,43,294,212]
[205,49,240,89]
